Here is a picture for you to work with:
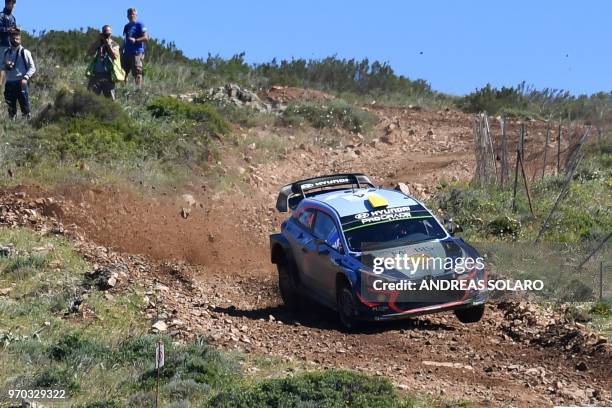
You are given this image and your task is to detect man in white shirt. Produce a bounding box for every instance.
[2,28,34,119]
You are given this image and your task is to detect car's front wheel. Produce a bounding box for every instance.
[278,262,300,311]
[337,284,360,331]
[454,304,485,323]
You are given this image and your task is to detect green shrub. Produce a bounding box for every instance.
[48,332,106,368]
[3,254,48,275]
[147,97,231,136]
[255,56,436,100]
[280,100,376,133]
[34,87,127,127]
[590,301,611,317]
[78,401,125,408]
[33,367,81,393]
[137,338,239,391]
[457,82,612,121]
[487,216,521,237]
[210,370,401,408]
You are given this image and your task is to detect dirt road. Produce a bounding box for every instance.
[3,105,608,407]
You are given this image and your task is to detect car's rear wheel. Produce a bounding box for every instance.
[337,284,360,331]
[278,262,300,311]
[454,304,485,323]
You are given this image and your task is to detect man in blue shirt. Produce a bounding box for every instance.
[0,0,17,84]
[122,7,148,86]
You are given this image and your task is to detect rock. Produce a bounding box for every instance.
[0,245,12,257]
[575,361,588,371]
[422,361,473,370]
[380,134,398,145]
[154,283,169,292]
[152,320,168,332]
[0,287,11,296]
[181,194,196,207]
[181,207,191,219]
[394,183,411,196]
[85,267,120,290]
[201,83,272,113]
[21,399,46,408]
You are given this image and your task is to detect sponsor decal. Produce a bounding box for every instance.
[301,178,350,190]
[353,206,412,224]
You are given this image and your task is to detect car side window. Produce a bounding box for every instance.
[297,209,315,230]
[314,211,343,252]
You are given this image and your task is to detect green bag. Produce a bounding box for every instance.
[85,55,125,83]
[110,56,126,83]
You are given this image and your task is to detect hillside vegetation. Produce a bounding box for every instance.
[0,28,606,189]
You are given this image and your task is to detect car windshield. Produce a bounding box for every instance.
[343,217,447,252]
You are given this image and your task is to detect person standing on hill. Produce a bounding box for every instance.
[0,0,17,84]
[87,25,121,100]
[122,7,148,86]
[2,28,35,119]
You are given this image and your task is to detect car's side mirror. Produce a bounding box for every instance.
[444,219,462,236]
[314,239,330,255]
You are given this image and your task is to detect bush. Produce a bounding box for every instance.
[78,401,125,408]
[34,87,127,127]
[29,87,141,161]
[33,367,81,393]
[280,100,376,133]
[210,370,401,408]
[137,338,239,391]
[48,332,106,368]
[590,301,611,317]
[457,82,612,122]
[147,97,232,137]
[255,56,436,99]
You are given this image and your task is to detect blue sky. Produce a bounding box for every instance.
[16,0,611,96]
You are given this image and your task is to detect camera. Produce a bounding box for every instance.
[4,60,15,71]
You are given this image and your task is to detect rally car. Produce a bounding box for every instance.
[270,173,488,330]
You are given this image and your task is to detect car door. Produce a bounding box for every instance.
[286,208,318,290]
[310,210,346,304]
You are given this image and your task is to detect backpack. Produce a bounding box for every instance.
[3,47,34,80]
[86,52,125,83]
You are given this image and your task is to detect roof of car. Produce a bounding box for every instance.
[307,188,421,217]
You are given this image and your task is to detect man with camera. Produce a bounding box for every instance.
[2,28,34,120]
[122,7,148,86]
[0,0,17,85]
[87,25,120,100]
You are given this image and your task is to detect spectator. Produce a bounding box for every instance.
[0,0,17,84]
[2,28,35,119]
[122,7,148,86]
[87,25,121,100]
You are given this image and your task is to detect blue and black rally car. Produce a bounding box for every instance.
[270,173,488,330]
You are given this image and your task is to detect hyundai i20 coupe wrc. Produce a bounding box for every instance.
[270,173,488,330]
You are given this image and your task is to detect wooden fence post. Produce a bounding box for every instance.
[557,124,562,175]
[512,149,520,213]
[500,116,508,188]
[519,151,535,217]
[542,125,550,180]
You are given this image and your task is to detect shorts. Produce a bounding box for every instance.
[122,53,144,77]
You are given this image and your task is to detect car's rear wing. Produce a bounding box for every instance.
[275,173,376,212]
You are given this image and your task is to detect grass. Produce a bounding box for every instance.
[431,136,611,333]
[279,99,377,134]
[0,227,464,407]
